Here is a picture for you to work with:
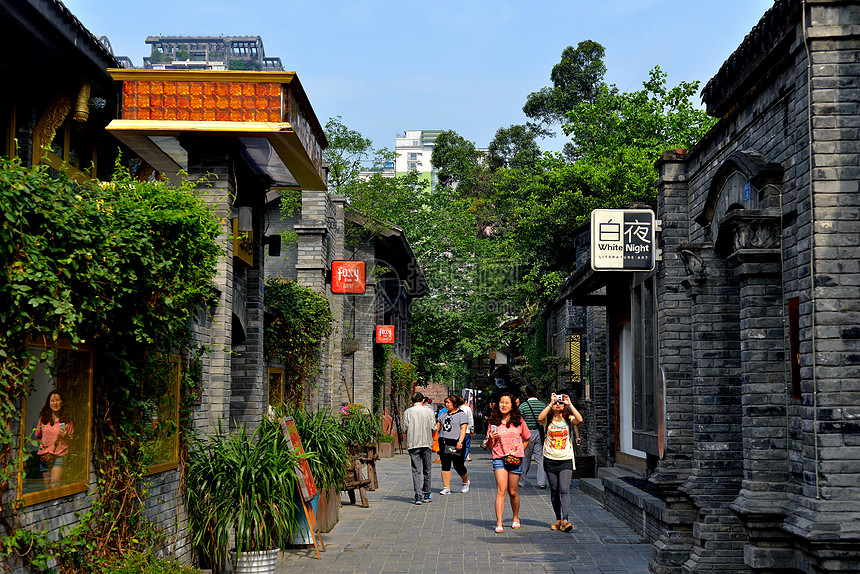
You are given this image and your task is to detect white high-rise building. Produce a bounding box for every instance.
[395,129,442,190]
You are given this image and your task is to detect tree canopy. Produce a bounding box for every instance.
[523,40,608,129]
[321,42,717,390]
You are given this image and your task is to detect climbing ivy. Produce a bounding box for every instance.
[263,278,333,405]
[389,357,416,406]
[0,155,221,572]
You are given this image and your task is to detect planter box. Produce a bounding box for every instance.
[378,442,394,458]
[316,485,340,533]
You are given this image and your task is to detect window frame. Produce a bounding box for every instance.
[144,354,181,476]
[268,367,284,411]
[18,340,93,507]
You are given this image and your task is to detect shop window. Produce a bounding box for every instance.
[268,368,284,410]
[19,343,93,506]
[144,355,181,475]
[631,274,658,455]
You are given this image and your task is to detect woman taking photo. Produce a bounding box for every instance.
[35,390,74,488]
[437,395,470,494]
[484,392,530,533]
[538,392,583,532]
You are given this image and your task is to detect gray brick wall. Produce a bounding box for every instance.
[643,2,860,572]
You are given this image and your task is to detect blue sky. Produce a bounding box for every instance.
[65,0,775,152]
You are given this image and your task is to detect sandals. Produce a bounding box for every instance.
[550,523,560,530]
[561,521,574,532]
[495,525,504,533]
[511,521,521,529]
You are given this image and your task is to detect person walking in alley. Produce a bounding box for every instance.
[404,392,436,504]
[518,384,547,488]
[538,392,583,532]
[484,392,530,533]
[437,395,470,495]
[460,395,475,461]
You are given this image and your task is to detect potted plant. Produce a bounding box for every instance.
[378,433,395,458]
[339,403,381,456]
[185,420,302,574]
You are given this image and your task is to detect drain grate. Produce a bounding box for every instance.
[500,552,577,563]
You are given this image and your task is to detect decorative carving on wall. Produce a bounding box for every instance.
[679,248,708,280]
[720,210,781,254]
[33,94,73,160]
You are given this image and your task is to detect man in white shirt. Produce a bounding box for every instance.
[459,399,475,461]
[403,392,436,504]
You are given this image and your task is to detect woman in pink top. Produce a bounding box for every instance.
[35,391,74,487]
[484,392,530,533]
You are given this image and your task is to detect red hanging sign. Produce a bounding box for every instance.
[376,325,395,344]
[331,260,365,294]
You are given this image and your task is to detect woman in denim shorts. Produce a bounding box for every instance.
[483,392,530,533]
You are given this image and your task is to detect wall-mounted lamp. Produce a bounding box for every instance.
[237,206,253,232]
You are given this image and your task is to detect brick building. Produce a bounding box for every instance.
[264,192,427,414]
[551,1,860,572]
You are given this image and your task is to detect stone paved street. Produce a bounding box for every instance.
[277,442,651,573]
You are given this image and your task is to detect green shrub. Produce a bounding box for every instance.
[339,403,381,454]
[185,421,302,571]
[100,551,199,574]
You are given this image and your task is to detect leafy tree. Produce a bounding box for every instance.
[429,130,485,189]
[492,65,716,316]
[523,40,608,129]
[323,116,395,195]
[563,66,714,163]
[487,124,541,172]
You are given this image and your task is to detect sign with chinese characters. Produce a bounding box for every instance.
[375,325,395,344]
[331,260,366,294]
[590,209,657,271]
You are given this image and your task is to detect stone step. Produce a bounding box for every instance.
[598,464,644,480]
[579,477,604,506]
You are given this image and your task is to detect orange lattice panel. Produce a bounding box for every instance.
[121,80,284,122]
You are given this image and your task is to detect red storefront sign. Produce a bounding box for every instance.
[376,325,395,344]
[331,260,365,294]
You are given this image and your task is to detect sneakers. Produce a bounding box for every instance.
[461,481,471,493]
[439,487,451,495]
[423,494,432,503]
[414,495,422,505]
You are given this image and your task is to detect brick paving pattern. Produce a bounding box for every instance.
[277,444,651,573]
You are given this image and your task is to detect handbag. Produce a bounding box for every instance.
[503,453,522,470]
[39,452,57,468]
[443,443,462,456]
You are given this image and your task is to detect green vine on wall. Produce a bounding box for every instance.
[389,357,415,406]
[0,155,221,572]
[264,278,333,405]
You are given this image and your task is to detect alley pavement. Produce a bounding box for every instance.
[277,440,651,574]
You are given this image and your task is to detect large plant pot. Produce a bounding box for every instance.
[378,441,393,458]
[316,485,340,533]
[230,548,280,574]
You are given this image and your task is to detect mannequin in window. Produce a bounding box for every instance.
[35,391,74,487]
